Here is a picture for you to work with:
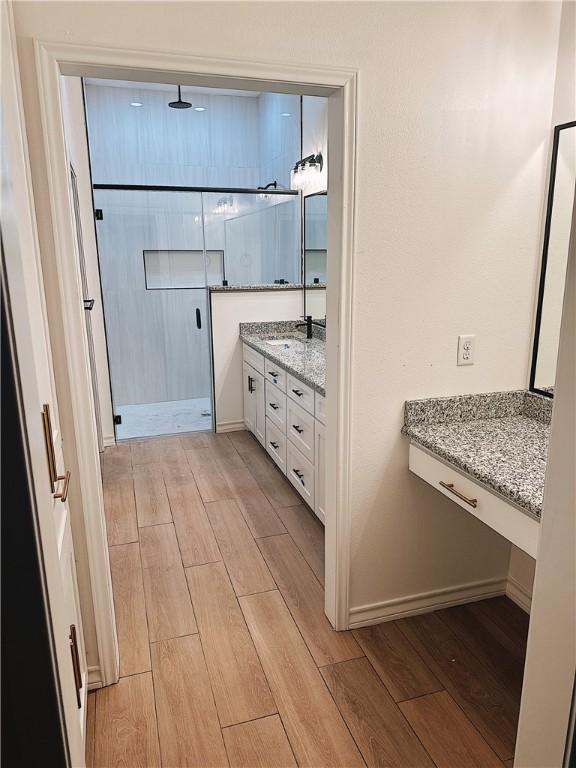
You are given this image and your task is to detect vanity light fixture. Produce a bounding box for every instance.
[290,152,323,190]
[130,101,143,107]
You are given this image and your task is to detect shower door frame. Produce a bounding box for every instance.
[92,184,301,440]
[34,40,357,653]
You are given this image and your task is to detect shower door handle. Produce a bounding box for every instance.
[196,308,202,329]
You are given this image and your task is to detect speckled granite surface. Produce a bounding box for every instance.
[403,390,552,519]
[240,321,326,395]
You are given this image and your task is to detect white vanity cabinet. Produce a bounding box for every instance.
[243,343,326,522]
[242,359,265,447]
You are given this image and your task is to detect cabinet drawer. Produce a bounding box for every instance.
[286,441,315,509]
[265,359,286,392]
[265,380,287,431]
[287,399,315,464]
[409,443,540,558]
[315,392,326,425]
[287,373,314,415]
[266,418,286,473]
[243,344,264,374]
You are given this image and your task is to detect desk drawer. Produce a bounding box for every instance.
[265,380,287,431]
[286,441,315,509]
[409,443,540,558]
[287,373,314,415]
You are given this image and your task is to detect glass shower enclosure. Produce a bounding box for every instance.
[94,186,299,440]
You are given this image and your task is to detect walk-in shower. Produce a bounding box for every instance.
[93,186,299,439]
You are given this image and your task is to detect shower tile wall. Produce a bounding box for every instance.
[84,82,301,189]
[85,82,302,416]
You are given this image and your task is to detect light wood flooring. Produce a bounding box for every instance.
[87,431,528,768]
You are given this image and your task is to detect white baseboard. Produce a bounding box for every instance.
[217,419,245,433]
[87,665,103,691]
[348,576,508,628]
[506,575,532,614]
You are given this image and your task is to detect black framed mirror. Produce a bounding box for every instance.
[529,120,576,397]
[303,191,327,322]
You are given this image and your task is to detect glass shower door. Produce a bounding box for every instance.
[93,189,216,440]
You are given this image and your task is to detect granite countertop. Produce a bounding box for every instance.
[211,284,304,292]
[402,391,552,520]
[239,320,326,395]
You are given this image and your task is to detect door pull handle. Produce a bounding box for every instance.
[69,624,82,708]
[196,308,202,329]
[54,471,71,503]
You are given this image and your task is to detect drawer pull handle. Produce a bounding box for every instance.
[293,469,305,485]
[439,481,478,508]
[270,441,279,450]
[269,403,279,410]
[292,424,304,434]
[292,389,303,397]
[270,371,278,378]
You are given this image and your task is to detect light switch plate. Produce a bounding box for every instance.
[457,334,475,366]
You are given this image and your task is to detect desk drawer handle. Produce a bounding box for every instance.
[269,403,279,410]
[439,481,477,508]
[292,424,304,434]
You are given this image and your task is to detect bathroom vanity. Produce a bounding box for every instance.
[402,391,552,558]
[240,321,326,522]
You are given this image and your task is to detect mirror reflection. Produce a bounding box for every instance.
[303,192,327,321]
[531,121,576,396]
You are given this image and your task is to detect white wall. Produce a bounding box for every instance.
[14,1,566,620]
[258,92,301,188]
[211,290,303,431]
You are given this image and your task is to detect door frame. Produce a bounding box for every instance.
[34,40,358,630]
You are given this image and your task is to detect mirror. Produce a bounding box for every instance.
[530,121,576,396]
[303,192,327,322]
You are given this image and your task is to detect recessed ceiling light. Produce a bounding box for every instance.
[280,112,291,117]
[194,106,207,112]
[130,101,143,107]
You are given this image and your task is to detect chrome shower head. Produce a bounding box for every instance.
[168,85,192,109]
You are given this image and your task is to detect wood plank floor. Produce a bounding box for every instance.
[92,431,528,767]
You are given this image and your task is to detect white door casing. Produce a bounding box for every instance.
[1,3,86,762]
[33,39,357,631]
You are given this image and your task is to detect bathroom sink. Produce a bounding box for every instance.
[265,337,304,349]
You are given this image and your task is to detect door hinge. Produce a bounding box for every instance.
[94,209,103,220]
[83,298,95,311]
[113,414,122,425]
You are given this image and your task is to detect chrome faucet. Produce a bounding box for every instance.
[295,315,313,340]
